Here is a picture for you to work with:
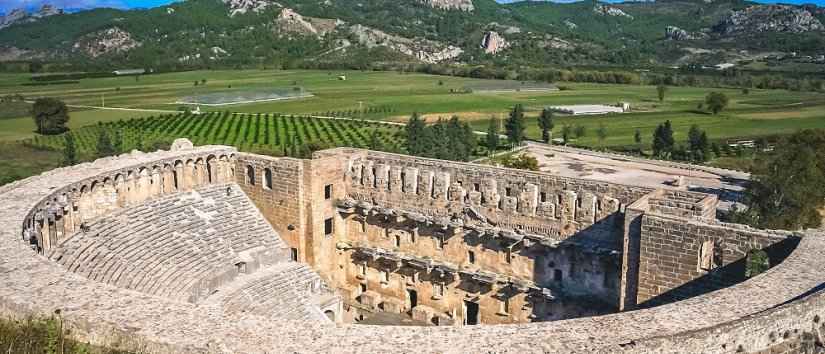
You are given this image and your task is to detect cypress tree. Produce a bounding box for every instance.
[505,104,526,147]
[537,108,554,143]
[486,117,500,155]
[405,112,426,156]
[62,133,77,166]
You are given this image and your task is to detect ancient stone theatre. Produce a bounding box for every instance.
[0,138,823,353]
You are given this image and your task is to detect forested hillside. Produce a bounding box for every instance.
[0,0,823,72]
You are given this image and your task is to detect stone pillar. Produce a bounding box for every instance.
[362,161,375,187]
[114,175,127,208]
[389,166,403,193]
[417,170,434,198]
[150,167,163,197]
[403,167,418,195]
[136,168,152,204]
[519,183,539,216]
[163,165,176,193]
[374,164,390,191]
[560,191,577,221]
[448,182,466,202]
[480,178,500,209]
[576,192,597,226]
[174,162,186,191]
[124,172,137,205]
[39,212,51,251]
[196,159,207,187]
[432,172,450,200]
[350,160,363,185]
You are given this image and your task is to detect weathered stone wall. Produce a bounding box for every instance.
[334,212,619,324]
[338,148,649,243]
[636,213,798,306]
[234,154,306,259]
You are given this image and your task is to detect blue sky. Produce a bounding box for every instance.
[2,0,823,14]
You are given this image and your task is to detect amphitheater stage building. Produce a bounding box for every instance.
[0,138,823,353]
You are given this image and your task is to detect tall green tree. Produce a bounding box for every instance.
[652,120,675,158]
[656,85,668,102]
[31,98,69,135]
[96,130,116,158]
[62,133,77,166]
[687,125,710,161]
[705,92,729,115]
[537,108,554,143]
[734,129,825,229]
[504,104,526,147]
[405,112,426,155]
[486,117,500,155]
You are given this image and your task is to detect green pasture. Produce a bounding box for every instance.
[1,69,824,185]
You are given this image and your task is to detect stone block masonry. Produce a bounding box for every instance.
[0,140,823,354]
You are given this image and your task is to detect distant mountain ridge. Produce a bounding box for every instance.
[0,0,823,71]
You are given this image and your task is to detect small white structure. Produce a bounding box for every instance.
[113,68,146,76]
[549,104,626,116]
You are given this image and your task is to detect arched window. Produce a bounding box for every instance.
[246,165,255,186]
[264,168,273,190]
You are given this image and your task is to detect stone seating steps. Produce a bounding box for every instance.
[47,184,287,302]
[204,262,327,322]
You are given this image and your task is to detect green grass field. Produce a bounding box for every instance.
[1,69,824,184]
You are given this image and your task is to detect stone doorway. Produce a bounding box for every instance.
[464,300,479,325]
[407,289,418,311]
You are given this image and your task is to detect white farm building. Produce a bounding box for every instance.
[549,104,628,116]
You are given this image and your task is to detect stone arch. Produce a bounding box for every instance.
[195,157,206,186]
[206,155,217,184]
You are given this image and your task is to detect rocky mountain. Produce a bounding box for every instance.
[713,5,824,35]
[0,0,822,70]
[0,4,62,29]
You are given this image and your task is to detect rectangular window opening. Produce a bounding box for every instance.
[324,217,334,235]
[324,184,333,200]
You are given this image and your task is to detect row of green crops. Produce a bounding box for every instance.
[24,112,407,157]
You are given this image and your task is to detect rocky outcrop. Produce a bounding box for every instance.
[538,36,574,50]
[419,0,474,12]
[349,24,462,63]
[276,8,338,37]
[714,5,824,35]
[0,5,62,29]
[664,26,707,41]
[593,4,633,20]
[73,27,140,58]
[563,20,578,30]
[223,0,273,17]
[481,31,509,54]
